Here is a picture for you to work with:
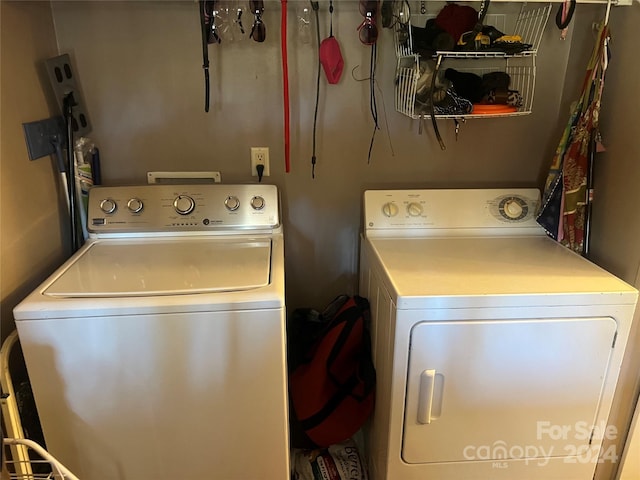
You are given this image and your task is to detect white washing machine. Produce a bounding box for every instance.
[13,184,289,480]
[359,188,638,480]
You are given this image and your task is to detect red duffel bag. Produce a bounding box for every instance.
[289,295,376,448]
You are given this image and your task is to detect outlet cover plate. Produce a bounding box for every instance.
[251,147,270,177]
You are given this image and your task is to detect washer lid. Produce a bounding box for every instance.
[44,238,272,297]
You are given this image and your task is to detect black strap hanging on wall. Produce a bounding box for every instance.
[199,0,211,112]
[63,93,83,253]
[367,44,380,164]
[310,0,320,178]
[329,0,334,35]
[429,54,446,150]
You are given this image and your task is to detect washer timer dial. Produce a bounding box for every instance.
[173,195,195,215]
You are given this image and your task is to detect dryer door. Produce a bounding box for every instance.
[402,318,617,465]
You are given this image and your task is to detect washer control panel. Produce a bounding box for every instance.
[364,188,544,236]
[88,184,280,234]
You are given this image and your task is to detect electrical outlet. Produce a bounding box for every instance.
[251,147,270,177]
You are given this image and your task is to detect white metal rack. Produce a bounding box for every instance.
[2,438,80,480]
[1,331,80,480]
[394,2,552,119]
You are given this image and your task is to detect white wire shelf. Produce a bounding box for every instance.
[432,50,536,58]
[395,57,537,119]
[394,3,551,120]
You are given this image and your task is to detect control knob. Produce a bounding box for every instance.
[99,198,117,214]
[127,198,144,213]
[382,202,399,217]
[250,196,265,210]
[407,202,423,217]
[225,196,240,211]
[173,195,195,215]
[501,197,527,220]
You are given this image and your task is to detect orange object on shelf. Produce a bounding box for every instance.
[472,104,519,114]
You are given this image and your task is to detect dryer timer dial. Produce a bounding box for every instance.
[382,202,399,217]
[499,197,529,221]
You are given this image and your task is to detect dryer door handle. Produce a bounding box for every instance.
[417,369,436,424]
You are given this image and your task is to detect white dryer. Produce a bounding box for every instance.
[359,188,638,480]
[13,184,289,480]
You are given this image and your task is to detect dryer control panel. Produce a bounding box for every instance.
[88,184,280,234]
[364,188,544,237]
